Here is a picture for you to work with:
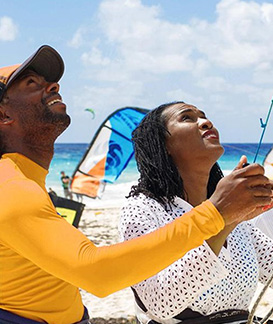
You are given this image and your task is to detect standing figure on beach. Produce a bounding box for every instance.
[119,102,273,324]
[60,170,73,199]
[0,46,272,324]
[48,187,57,196]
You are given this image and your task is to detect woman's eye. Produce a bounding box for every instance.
[181,114,191,121]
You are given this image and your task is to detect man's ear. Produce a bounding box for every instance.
[0,104,14,125]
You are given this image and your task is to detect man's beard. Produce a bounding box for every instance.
[40,100,71,133]
[19,100,71,146]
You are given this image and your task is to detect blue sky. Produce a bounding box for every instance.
[1,0,273,143]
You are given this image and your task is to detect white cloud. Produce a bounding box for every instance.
[166,89,205,106]
[68,27,87,48]
[88,0,273,78]
[196,76,231,92]
[0,16,18,41]
[73,80,145,113]
[81,46,111,66]
[76,0,273,89]
[97,0,195,74]
[194,0,273,68]
[69,0,273,143]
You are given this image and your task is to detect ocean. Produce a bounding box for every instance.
[47,143,273,207]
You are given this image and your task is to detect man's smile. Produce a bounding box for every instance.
[47,98,63,106]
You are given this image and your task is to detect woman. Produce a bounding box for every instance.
[119,101,273,324]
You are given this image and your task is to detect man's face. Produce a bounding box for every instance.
[4,69,70,143]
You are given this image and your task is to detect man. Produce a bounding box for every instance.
[0,45,272,324]
[60,170,73,199]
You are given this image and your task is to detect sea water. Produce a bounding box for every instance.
[47,143,273,208]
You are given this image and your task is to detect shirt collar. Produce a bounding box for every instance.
[2,153,48,189]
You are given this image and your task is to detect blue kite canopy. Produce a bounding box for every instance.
[70,107,149,198]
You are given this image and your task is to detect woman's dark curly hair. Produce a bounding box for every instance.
[128,101,224,206]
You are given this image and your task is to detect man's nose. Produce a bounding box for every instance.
[46,81,60,93]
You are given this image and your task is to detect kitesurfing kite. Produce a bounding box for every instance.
[85,108,95,119]
[70,106,149,198]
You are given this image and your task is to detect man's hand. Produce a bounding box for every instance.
[209,156,273,225]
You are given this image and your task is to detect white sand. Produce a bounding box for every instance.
[78,206,136,319]
[78,204,273,320]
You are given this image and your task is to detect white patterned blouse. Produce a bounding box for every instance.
[119,194,273,324]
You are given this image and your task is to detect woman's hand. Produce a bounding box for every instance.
[209,156,273,226]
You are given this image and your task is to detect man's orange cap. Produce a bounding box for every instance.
[0,45,64,102]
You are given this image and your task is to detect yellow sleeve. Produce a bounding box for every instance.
[0,180,224,297]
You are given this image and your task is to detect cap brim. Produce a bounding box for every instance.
[0,45,64,103]
[7,45,64,88]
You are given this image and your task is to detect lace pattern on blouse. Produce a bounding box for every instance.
[119,194,273,322]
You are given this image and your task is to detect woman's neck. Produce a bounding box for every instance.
[180,168,210,207]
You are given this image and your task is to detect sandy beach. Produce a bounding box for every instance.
[78,206,136,320]
[77,202,273,322]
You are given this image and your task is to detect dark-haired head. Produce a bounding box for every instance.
[128,101,224,206]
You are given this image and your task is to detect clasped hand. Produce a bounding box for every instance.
[210,155,273,226]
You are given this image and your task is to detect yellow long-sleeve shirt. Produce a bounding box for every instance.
[0,153,225,324]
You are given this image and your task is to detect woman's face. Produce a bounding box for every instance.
[164,103,224,169]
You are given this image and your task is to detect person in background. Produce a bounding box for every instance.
[119,102,273,324]
[0,46,272,324]
[48,187,57,196]
[60,170,73,199]
[75,192,83,203]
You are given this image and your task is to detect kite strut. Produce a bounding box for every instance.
[253,98,273,163]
